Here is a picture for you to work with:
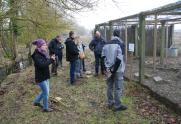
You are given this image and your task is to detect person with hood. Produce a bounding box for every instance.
[101,29,127,112]
[48,35,64,75]
[31,39,55,112]
[89,31,106,76]
[65,31,79,85]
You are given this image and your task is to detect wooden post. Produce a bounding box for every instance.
[129,52,133,81]
[125,21,128,63]
[139,14,146,84]
[165,24,169,65]
[160,21,166,65]
[170,24,174,47]
[153,14,158,72]
[108,21,113,41]
[135,25,138,57]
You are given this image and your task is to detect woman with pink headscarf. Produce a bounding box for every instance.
[31,39,55,112]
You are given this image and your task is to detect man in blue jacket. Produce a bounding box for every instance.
[89,31,106,76]
[102,29,127,112]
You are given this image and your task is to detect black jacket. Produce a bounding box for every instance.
[32,49,53,83]
[89,37,105,55]
[48,38,64,56]
[65,37,79,62]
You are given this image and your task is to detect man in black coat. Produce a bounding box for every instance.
[48,35,64,75]
[89,31,106,76]
[65,31,79,85]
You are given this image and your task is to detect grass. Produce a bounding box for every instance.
[0,62,151,124]
[0,50,180,124]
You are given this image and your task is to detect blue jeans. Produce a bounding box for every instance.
[70,61,76,83]
[107,72,124,108]
[34,80,49,110]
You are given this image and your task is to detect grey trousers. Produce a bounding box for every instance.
[107,72,124,108]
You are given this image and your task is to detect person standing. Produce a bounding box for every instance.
[89,31,106,76]
[32,39,55,112]
[74,36,84,78]
[57,38,64,67]
[82,42,87,72]
[48,35,63,75]
[65,31,79,85]
[102,29,127,112]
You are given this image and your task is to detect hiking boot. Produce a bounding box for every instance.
[107,104,114,109]
[80,75,84,78]
[33,103,43,108]
[70,81,76,85]
[52,73,57,76]
[42,108,53,112]
[113,105,128,112]
[94,73,98,77]
[102,71,106,75]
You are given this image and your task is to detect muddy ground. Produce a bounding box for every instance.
[125,55,181,114]
[0,50,181,124]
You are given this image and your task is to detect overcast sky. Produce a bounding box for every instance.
[74,0,179,30]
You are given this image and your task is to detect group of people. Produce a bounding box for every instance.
[31,29,127,112]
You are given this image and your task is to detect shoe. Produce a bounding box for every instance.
[33,103,43,108]
[70,81,76,85]
[102,71,106,75]
[52,73,57,76]
[94,73,98,77]
[113,105,128,112]
[107,104,114,109]
[80,75,84,78]
[42,108,53,112]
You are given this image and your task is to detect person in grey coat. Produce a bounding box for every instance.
[102,29,127,112]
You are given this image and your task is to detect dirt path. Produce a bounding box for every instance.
[0,52,181,124]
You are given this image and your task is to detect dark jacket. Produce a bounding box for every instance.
[82,43,86,51]
[111,37,125,55]
[65,37,79,62]
[32,49,53,83]
[89,37,105,55]
[48,38,64,56]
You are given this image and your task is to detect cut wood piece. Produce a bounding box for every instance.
[144,73,152,78]
[55,97,62,101]
[49,96,70,108]
[86,75,92,78]
[153,76,163,82]
[134,72,139,77]
[85,71,92,75]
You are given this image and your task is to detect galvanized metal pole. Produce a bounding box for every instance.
[153,14,158,72]
[160,21,166,65]
[135,25,138,57]
[165,24,169,65]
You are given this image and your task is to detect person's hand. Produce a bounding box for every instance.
[105,68,112,79]
[51,54,56,60]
